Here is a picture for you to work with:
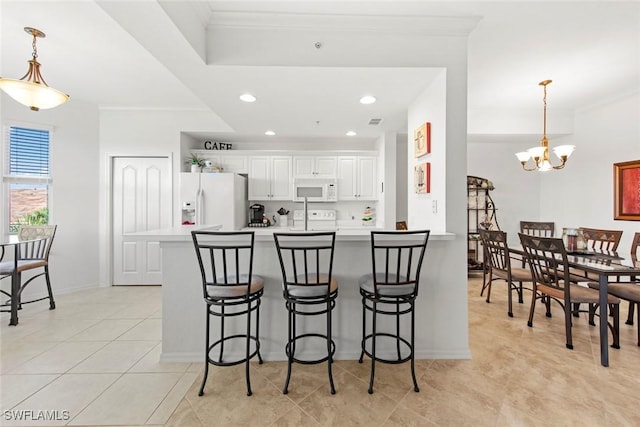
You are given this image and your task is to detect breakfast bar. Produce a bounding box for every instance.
[127,226,457,363]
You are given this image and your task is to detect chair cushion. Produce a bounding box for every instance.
[285,274,338,298]
[492,267,532,282]
[593,282,640,303]
[0,260,47,275]
[359,273,414,296]
[538,282,620,304]
[206,274,264,299]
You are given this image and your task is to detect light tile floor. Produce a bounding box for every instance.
[2,275,639,426]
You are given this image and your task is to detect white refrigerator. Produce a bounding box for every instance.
[180,172,248,230]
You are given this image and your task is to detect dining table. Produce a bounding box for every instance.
[0,237,49,326]
[510,243,640,367]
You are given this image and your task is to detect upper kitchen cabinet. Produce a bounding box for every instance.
[218,155,248,174]
[248,155,292,200]
[337,155,378,200]
[293,155,337,178]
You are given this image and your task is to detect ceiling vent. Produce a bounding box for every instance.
[368,118,383,125]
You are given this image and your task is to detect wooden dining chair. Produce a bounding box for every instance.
[588,232,640,346]
[479,229,534,317]
[518,233,620,351]
[571,228,623,317]
[520,221,555,237]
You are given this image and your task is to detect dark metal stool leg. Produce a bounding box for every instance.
[199,305,211,396]
[283,302,294,395]
[410,301,419,392]
[256,299,263,364]
[327,300,336,395]
[219,303,225,363]
[395,299,401,360]
[245,301,252,396]
[368,301,377,394]
[358,296,366,363]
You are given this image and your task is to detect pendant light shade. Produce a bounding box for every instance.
[0,27,69,111]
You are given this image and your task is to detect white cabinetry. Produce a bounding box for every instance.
[293,156,337,178]
[218,155,248,173]
[337,156,378,200]
[248,155,292,200]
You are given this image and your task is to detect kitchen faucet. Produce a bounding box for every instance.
[304,196,308,231]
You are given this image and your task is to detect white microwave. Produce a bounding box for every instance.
[293,178,337,202]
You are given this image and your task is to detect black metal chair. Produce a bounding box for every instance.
[191,230,264,397]
[479,229,534,317]
[518,233,620,351]
[358,229,429,394]
[273,231,338,395]
[0,225,57,325]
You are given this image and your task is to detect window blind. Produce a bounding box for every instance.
[8,126,50,177]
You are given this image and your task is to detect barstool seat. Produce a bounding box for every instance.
[206,275,264,298]
[359,229,430,394]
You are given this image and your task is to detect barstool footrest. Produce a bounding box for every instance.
[285,332,336,365]
[361,332,413,364]
[206,334,261,367]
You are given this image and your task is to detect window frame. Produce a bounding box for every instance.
[2,121,54,238]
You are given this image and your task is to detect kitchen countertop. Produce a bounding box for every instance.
[126,225,455,242]
[124,224,222,241]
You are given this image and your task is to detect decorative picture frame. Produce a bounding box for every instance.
[614,160,640,221]
[414,122,431,158]
[414,162,430,194]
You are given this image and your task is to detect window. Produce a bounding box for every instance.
[3,125,52,234]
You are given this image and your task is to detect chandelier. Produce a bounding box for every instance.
[0,27,69,111]
[515,80,574,171]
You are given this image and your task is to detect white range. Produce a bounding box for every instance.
[292,209,336,230]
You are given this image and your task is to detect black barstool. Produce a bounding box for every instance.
[191,230,264,397]
[358,229,430,394]
[273,231,338,395]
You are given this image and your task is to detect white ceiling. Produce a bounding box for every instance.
[1,1,639,144]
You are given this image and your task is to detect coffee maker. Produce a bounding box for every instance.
[248,203,266,227]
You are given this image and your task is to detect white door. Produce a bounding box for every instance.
[248,156,271,199]
[112,157,172,285]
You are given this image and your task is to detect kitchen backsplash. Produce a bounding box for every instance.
[253,200,378,227]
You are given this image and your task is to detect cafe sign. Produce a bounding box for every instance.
[203,140,232,150]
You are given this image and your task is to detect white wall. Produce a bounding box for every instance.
[1,98,101,296]
[407,69,448,232]
[98,108,230,285]
[468,91,640,251]
[396,133,408,223]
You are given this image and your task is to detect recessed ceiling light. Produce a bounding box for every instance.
[359,95,376,105]
[240,93,256,103]
[265,130,275,136]
[346,131,357,136]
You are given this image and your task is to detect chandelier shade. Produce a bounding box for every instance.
[0,27,69,111]
[515,80,574,172]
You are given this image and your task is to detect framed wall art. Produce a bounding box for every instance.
[414,162,430,194]
[414,122,431,158]
[614,160,640,221]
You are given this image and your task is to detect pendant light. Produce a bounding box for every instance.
[0,27,69,111]
[515,80,574,171]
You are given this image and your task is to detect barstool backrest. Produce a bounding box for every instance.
[273,232,336,298]
[18,225,57,261]
[191,231,256,299]
[369,230,430,297]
